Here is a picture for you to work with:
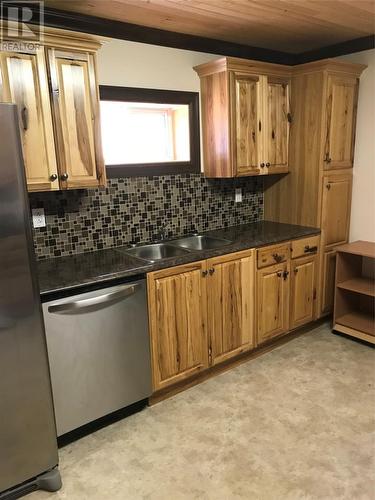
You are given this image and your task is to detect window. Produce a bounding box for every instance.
[100,86,200,177]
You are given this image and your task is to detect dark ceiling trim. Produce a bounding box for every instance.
[6,4,375,65]
[295,35,375,64]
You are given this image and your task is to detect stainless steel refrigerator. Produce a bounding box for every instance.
[0,104,61,498]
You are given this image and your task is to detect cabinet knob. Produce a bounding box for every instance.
[60,173,69,181]
[50,173,58,181]
[324,154,332,163]
[326,183,331,190]
[260,163,265,168]
[283,270,289,280]
[209,268,215,275]
[277,271,282,278]
[202,270,208,277]
[266,162,270,167]
[294,268,299,274]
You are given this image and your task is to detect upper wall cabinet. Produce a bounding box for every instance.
[0,49,59,192]
[48,49,105,189]
[194,57,291,178]
[0,27,106,192]
[324,74,359,170]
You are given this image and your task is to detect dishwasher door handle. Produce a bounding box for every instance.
[48,284,139,314]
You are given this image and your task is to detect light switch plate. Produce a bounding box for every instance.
[32,208,46,228]
[235,188,242,203]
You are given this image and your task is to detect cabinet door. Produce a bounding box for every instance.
[231,73,263,176]
[320,250,337,316]
[265,76,290,174]
[257,262,289,344]
[207,250,255,365]
[321,173,352,250]
[147,262,208,391]
[0,50,58,191]
[324,75,358,169]
[290,256,316,329]
[48,49,106,189]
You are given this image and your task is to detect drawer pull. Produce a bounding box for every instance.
[272,253,284,263]
[304,245,318,253]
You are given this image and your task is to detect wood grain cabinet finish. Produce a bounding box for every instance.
[324,75,359,170]
[257,261,290,344]
[263,59,365,318]
[290,255,317,329]
[48,48,106,190]
[194,57,291,178]
[0,29,105,192]
[207,250,255,365]
[0,49,58,192]
[321,173,352,250]
[147,262,209,391]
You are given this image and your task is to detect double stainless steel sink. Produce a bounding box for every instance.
[122,235,232,262]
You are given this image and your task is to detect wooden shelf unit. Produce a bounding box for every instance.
[333,241,375,344]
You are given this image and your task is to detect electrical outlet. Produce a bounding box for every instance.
[32,208,46,228]
[235,188,242,203]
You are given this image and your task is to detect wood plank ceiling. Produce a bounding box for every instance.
[45,0,375,53]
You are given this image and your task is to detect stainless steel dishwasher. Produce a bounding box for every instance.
[42,278,151,437]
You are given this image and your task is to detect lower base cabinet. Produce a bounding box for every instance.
[257,262,290,344]
[147,261,209,391]
[290,255,317,329]
[147,237,320,393]
[207,250,255,365]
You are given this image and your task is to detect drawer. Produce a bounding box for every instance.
[291,236,320,259]
[257,243,290,269]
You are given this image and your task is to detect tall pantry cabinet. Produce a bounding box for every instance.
[264,59,366,317]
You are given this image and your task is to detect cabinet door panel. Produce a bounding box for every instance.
[48,49,105,189]
[320,250,337,316]
[321,173,352,249]
[208,250,255,364]
[148,262,208,391]
[257,262,289,343]
[290,256,316,329]
[324,75,358,169]
[0,50,58,191]
[266,77,290,173]
[232,73,262,176]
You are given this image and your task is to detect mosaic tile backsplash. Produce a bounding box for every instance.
[29,174,264,260]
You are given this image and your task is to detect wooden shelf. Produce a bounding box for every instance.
[337,277,375,297]
[335,311,375,336]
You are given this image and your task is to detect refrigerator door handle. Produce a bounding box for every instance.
[48,284,139,314]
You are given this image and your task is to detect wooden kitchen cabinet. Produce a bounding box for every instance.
[0,28,106,191]
[324,75,359,170]
[257,261,290,344]
[207,250,255,365]
[194,57,291,178]
[0,49,59,192]
[48,48,105,189]
[147,261,209,391]
[321,172,352,250]
[264,59,365,317]
[290,255,317,329]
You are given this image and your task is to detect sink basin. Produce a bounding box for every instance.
[171,235,232,251]
[123,243,190,262]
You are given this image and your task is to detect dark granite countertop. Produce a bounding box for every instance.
[37,220,320,297]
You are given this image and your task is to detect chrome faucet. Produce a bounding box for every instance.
[155,222,168,241]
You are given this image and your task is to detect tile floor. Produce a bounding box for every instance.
[31,323,375,500]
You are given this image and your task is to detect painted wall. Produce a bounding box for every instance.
[97,38,215,91]
[340,49,375,243]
